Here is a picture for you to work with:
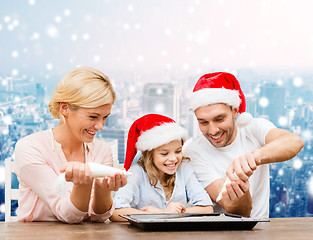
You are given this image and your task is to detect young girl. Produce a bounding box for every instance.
[110,114,213,221]
[14,66,127,223]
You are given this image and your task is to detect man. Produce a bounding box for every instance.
[184,72,304,218]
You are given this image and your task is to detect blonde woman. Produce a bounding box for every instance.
[14,67,127,223]
[110,114,213,222]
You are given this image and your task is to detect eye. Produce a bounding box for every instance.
[160,152,168,156]
[89,116,98,119]
[175,149,182,154]
[199,121,208,126]
[215,118,224,122]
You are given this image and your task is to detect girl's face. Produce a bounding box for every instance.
[63,103,112,143]
[152,140,183,178]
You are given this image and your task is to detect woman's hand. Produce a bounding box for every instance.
[94,172,127,192]
[60,162,93,185]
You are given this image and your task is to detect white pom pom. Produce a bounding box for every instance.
[236,112,253,128]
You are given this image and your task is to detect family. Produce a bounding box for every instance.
[14,67,304,223]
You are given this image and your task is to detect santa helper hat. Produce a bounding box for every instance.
[191,72,252,127]
[124,114,189,171]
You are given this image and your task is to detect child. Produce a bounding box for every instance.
[110,114,213,221]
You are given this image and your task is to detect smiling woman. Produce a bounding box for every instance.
[13,66,127,223]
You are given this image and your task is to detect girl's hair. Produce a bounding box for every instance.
[48,66,116,122]
[137,141,189,200]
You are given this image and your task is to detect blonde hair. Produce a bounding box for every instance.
[49,66,116,122]
[137,146,189,200]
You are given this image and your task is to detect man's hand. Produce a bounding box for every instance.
[219,180,252,217]
[226,152,259,182]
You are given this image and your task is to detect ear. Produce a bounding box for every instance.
[59,102,70,117]
[232,107,239,118]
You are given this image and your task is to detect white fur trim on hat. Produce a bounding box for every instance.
[136,122,189,151]
[236,112,253,128]
[191,88,241,111]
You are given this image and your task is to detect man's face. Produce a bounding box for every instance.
[195,103,238,148]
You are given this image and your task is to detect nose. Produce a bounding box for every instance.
[207,122,219,136]
[168,152,178,161]
[95,119,106,131]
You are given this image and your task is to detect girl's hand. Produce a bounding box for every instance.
[140,206,162,213]
[94,172,127,192]
[164,202,186,213]
[60,162,92,185]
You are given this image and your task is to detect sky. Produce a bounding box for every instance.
[1,0,313,82]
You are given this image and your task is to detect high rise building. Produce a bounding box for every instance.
[257,83,285,126]
[142,83,179,121]
[98,128,128,164]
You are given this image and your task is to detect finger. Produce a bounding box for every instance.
[221,191,230,202]
[226,183,238,201]
[121,174,127,187]
[64,164,74,182]
[239,156,254,178]
[78,163,87,184]
[113,173,122,190]
[108,176,115,190]
[246,153,257,171]
[238,180,250,192]
[226,165,237,181]
[72,163,82,184]
[233,157,249,181]
[84,165,92,183]
[231,181,244,198]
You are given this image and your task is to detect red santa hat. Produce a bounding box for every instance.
[191,72,252,127]
[124,114,189,170]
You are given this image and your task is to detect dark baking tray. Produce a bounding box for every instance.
[120,213,269,231]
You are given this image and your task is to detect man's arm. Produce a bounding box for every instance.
[205,178,252,217]
[227,128,304,181]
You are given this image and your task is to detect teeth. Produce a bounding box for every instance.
[86,130,95,134]
[211,133,223,139]
[166,163,175,167]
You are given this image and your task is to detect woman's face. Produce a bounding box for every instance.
[64,103,112,143]
[152,140,183,178]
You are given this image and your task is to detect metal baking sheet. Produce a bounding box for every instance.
[120,213,269,231]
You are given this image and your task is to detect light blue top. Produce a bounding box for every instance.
[113,161,213,209]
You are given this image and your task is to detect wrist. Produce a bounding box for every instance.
[253,148,263,166]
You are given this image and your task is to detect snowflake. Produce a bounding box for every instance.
[137,55,144,62]
[46,63,53,70]
[71,34,78,41]
[293,77,303,87]
[93,55,101,62]
[12,69,19,76]
[55,16,62,23]
[28,0,36,6]
[46,25,59,38]
[292,158,302,170]
[82,33,90,40]
[12,51,19,58]
[278,116,288,127]
[3,115,13,125]
[259,97,269,108]
[123,23,130,30]
[31,32,40,40]
[4,16,11,23]
[0,203,5,213]
[64,9,71,16]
